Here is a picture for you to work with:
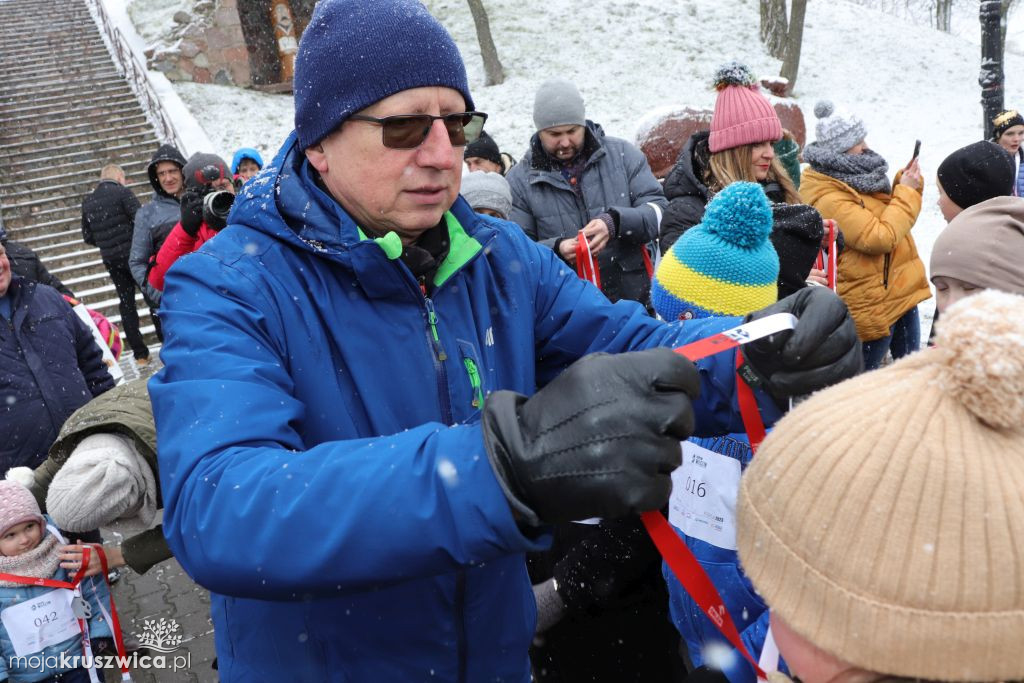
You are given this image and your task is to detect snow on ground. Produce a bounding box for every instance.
[130,0,1024,331]
[126,0,189,48]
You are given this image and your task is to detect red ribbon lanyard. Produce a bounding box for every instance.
[575,230,601,289]
[0,544,132,679]
[825,220,837,291]
[642,319,782,680]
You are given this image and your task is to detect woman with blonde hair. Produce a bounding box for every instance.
[660,62,801,253]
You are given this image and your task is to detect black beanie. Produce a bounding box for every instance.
[991,109,1024,141]
[770,203,824,299]
[937,141,1015,211]
[463,130,502,166]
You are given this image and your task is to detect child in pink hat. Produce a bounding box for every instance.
[0,480,114,682]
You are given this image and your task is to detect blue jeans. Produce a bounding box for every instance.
[862,306,920,370]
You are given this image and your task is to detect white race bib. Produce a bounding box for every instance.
[1,588,80,657]
[668,442,742,550]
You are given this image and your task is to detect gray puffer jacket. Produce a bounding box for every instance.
[507,123,666,305]
[130,144,187,304]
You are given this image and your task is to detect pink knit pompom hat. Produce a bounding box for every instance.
[708,62,782,153]
[0,480,45,538]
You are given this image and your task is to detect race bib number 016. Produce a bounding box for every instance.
[668,442,742,551]
[1,588,79,657]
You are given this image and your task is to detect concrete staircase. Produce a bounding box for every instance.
[0,0,170,357]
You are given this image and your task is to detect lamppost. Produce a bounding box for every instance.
[980,0,1005,139]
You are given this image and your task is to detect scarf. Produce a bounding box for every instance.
[803,143,891,194]
[0,533,61,587]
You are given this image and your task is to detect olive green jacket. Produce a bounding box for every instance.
[34,379,169,574]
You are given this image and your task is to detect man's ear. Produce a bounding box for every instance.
[305,143,328,173]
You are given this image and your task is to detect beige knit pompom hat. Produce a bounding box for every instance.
[737,290,1024,681]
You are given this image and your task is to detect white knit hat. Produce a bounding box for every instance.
[47,433,157,535]
[812,100,868,154]
[461,171,513,219]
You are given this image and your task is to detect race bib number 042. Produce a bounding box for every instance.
[1,588,79,657]
[668,442,742,551]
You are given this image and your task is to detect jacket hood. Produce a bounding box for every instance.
[147,144,187,198]
[664,130,711,203]
[228,131,491,273]
[525,120,606,172]
[231,147,264,175]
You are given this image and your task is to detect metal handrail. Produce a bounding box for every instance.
[83,0,185,154]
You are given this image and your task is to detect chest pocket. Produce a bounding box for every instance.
[456,340,486,418]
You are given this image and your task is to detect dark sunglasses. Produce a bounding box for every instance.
[348,111,488,149]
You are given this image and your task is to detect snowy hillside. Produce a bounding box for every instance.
[129,0,1024,328]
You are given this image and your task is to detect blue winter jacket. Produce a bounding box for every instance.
[664,434,786,682]
[149,132,783,683]
[0,278,114,471]
[0,521,114,681]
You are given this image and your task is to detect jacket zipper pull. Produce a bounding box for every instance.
[463,357,483,409]
[423,296,447,361]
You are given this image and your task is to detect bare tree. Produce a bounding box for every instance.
[779,0,807,92]
[934,0,953,31]
[760,0,789,59]
[467,0,505,86]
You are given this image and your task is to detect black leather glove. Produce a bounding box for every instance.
[180,190,205,237]
[742,287,863,399]
[482,347,699,526]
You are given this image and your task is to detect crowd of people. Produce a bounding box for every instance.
[0,0,1022,680]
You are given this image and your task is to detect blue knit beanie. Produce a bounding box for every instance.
[293,0,475,150]
[652,182,779,321]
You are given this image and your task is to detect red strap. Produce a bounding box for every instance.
[826,220,837,291]
[641,511,767,679]
[575,230,601,289]
[652,329,772,679]
[93,544,130,675]
[736,354,767,453]
[642,246,654,279]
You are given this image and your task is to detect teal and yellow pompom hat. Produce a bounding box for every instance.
[652,182,779,321]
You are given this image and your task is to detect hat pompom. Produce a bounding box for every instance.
[702,182,773,248]
[713,61,757,91]
[936,290,1024,429]
[814,100,834,119]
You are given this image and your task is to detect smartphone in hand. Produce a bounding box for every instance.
[911,139,921,162]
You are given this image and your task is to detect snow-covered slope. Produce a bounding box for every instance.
[132,0,1024,328]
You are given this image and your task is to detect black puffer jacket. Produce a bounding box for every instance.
[81,180,141,264]
[0,228,73,297]
[660,131,789,253]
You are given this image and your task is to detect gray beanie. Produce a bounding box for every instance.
[47,433,158,535]
[533,79,586,131]
[813,100,868,154]
[930,195,1024,295]
[461,171,512,219]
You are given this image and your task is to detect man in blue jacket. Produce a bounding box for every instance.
[148,1,862,681]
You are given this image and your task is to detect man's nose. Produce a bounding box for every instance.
[416,120,456,169]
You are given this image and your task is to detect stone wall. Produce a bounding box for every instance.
[148,0,252,86]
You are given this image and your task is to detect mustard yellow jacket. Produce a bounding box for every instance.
[801,168,931,341]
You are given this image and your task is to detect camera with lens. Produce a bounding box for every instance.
[202,191,235,230]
